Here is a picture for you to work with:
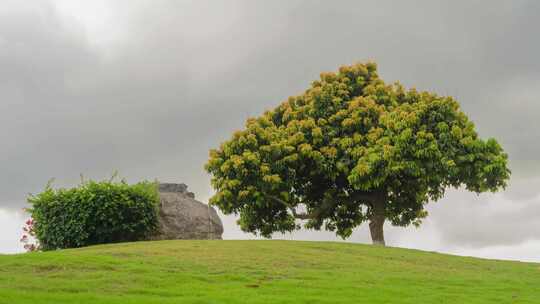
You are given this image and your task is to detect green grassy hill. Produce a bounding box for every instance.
[0,240,538,303]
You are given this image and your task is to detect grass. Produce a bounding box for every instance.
[0,240,538,303]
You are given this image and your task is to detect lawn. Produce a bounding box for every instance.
[0,240,538,303]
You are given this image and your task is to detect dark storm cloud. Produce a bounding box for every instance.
[1,1,197,205]
[1,2,99,204]
[1,0,539,253]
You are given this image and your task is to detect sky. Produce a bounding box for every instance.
[1,0,539,261]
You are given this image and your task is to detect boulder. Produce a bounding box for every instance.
[152,183,223,240]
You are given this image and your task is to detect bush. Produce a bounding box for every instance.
[28,179,160,251]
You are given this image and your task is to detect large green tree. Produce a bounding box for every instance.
[205,62,510,245]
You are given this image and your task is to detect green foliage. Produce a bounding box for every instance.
[206,62,510,238]
[28,178,160,250]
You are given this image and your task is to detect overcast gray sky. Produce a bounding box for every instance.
[1,0,539,261]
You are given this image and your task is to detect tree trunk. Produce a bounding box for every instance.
[369,200,386,246]
[369,214,385,246]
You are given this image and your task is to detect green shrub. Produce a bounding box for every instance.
[27,179,160,250]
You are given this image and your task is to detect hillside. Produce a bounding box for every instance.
[0,240,538,303]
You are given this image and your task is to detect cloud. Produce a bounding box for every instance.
[0,209,26,254]
[1,0,539,258]
[429,189,540,248]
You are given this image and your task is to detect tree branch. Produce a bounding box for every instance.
[345,192,377,204]
[268,191,380,221]
[267,195,315,220]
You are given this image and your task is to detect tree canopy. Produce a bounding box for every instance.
[205,62,510,245]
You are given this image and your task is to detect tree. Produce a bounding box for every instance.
[205,62,510,245]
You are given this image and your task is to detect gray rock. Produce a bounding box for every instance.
[152,183,223,240]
